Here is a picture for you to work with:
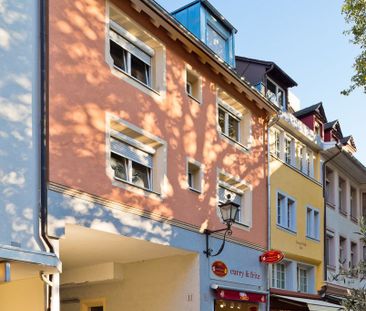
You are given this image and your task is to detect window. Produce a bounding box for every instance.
[306,207,320,240]
[187,159,203,193]
[274,130,281,158]
[339,177,347,215]
[186,67,202,102]
[306,150,314,177]
[350,187,357,221]
[362,192,366,217]
[296,143,304,171]
[90,307,103,311]
[109,28,151,87]
[218,186,241,222]
[272,263,286,289]
[110,139,152,190]
[351,242,358,268]
[206,24,227,60]
[266,78,285,110]
[326,231,336,268]
[217,90,252,149]
[108,115,167,197]
[297,267,308,293]
[339,236,347,269]
[218,106,239,142]
[217,170,252,227]
[325,167,335,206]
[81,299,105,311]
[107,5,166,96]
[284,137,293,165]
[277,192,296,232]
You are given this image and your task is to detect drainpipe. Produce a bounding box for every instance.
[322,144,342,290]
[265,112,281,311]
[39,0,55,310]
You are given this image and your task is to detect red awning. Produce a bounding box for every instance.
[215,288,267,303]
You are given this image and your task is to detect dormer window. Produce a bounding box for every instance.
[206,24,227,60]
[266,78,285,110]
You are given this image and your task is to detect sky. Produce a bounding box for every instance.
[156,0,366,165]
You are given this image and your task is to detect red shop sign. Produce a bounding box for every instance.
[259,250,284,264]
[211,261,228,277]
[215,289,266,303]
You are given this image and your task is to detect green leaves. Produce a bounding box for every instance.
[341,0,366,95]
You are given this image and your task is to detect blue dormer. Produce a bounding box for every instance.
[172,0,237,67]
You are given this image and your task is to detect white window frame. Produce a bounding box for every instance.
[306,206,320,240]
[217,169,252,228]
[276,191,296,232]
[350,241,358,268]
[297,266,309,293]
[218,104,241,143]
[186,158,204,193]
[326,230,336,268]
[266,77,286,110]
[185,65,202,103]
[271,263,286,289]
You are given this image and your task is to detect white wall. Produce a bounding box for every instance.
[0,1,44,254]
[61,254,200,311]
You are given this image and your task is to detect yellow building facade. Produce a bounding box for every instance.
[269,113,324,297]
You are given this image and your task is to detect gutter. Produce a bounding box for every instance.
[40,0,55,310]
[265,112,281,311]
[322,144,343,285]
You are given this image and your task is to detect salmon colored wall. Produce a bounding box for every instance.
[48,0,268,248]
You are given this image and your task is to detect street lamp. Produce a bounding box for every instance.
[204,197,240,257]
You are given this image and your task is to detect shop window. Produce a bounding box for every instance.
[187,158,203,193]
[277,192,296,232]
[107,4,166,96]
[306,207,320,240]
[217,90,252,150]
[186,67,202,102]
[218,170,252,227]
[297,266,308,293]
[272,263,286,289]
[107,114,167,197]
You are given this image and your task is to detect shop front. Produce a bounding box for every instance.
[207,238,268,311]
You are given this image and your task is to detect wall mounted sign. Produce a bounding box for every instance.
[215,288,266,303]
[259,250,284,264]
[211,261,228,277]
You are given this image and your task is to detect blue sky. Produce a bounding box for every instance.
[156,0,366,165]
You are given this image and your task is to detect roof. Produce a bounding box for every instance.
[341,135,357,151]
[293,102,327,122]
[324,120,343,137]
[235,56,297,88]
[135,0,278,114]
[171,0,238,33]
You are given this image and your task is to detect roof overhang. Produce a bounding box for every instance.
[128,0,278,115]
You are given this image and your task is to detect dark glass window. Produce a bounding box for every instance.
[131,54,150,86]
[110,40,127,72]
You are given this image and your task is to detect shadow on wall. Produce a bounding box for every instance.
[0,0,46,252]
[48,0,267,240]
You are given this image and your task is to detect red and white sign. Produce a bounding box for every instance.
[215,289,266,303]
[211,261,228,277]
[259,250,284,264]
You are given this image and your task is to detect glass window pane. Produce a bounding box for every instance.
[228,115,239,141]
[206,25,226,59]
[111,153,128,181]
[218,108,226,133]
[278,88,285,109]
[266,79,277,104]
[132,161,150,189]
[131,54,150,86]
[110,40,127,72]
[90,307,103,311]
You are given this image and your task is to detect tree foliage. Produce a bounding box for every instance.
[341,0,366,95]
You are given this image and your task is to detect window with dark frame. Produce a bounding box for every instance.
[187,161,202,192]
[110,138,152,191]
[109,29,151,87]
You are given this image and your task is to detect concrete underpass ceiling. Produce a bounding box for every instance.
[60,225,191,270]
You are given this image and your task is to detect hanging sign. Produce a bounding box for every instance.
[259,250,284,264]
[211,261,228,277]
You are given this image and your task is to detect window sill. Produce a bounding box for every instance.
[326,201,336,209]
[276,224,297,235]
[327,265,336,271]
[219,132,250,153]
[339,209,348,217]
[232,221,250,231]
[111,65,161,97]
[113,176,161,197]
[187,93,202,104]
[306,236,320,243]
[351,215,358,223]
[188,187,202,194]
